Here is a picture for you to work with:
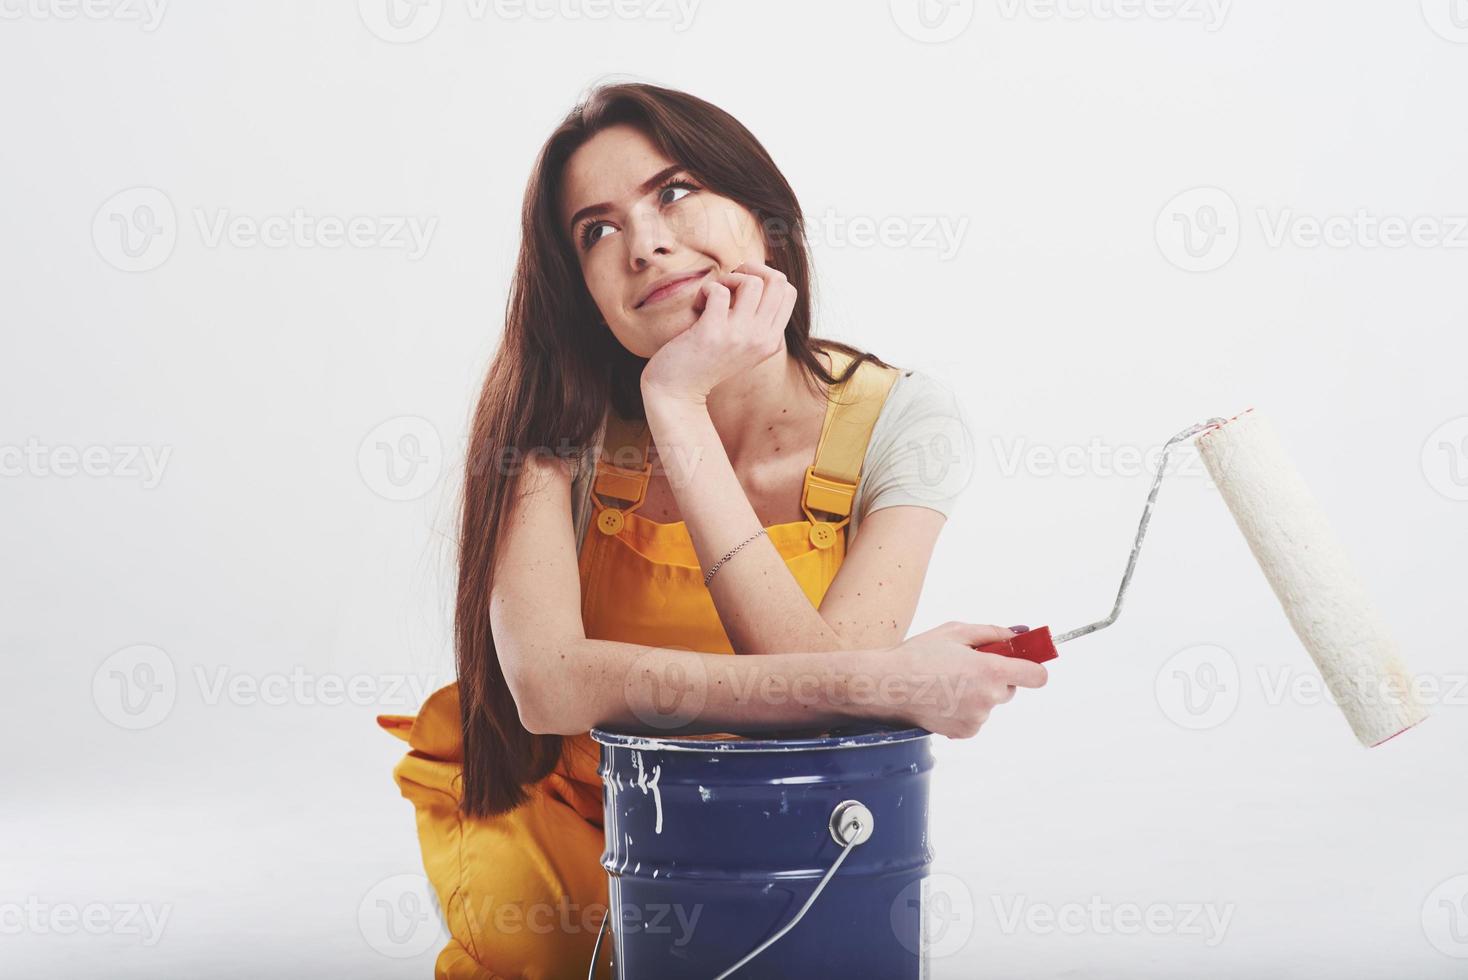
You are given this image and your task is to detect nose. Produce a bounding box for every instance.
[624,202,676,270]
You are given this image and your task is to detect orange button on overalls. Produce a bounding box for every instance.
[378,349,898,979]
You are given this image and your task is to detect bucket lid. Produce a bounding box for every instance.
[590,723,930,753]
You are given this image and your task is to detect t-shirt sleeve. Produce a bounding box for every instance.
[856,369,976,523]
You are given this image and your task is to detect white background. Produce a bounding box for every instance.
[3,1,1466,977]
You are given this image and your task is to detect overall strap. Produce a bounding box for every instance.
[591,410,653,522]
[801,349,901,531]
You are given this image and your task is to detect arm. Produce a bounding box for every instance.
[644,389,954,657]
[537,635,902,737]
[642,389,848,656]
[817,504,948,650]
[488,450,904,736]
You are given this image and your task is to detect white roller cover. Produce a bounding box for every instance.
[1195,409,1428,747]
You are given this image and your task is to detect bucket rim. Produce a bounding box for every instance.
[589,725,931,753]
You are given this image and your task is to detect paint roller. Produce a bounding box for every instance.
[976,408,1429,747]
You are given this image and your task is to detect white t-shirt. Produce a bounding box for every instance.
[571,366,973,553]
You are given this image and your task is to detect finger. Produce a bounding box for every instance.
[736,261,789,322]
[717,271,764,320]
[946,622,1021,648]
[732,259,778,282]
[698,279,731,324]
[995,657,1049,690]
[765,281,797,344]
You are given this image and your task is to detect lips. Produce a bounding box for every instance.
[635,269,712,309]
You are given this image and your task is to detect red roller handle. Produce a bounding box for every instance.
[976,625,1058,664]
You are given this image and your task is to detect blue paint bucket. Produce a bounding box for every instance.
[588,724,934,979]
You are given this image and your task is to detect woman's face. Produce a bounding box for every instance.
[559,123,769,359]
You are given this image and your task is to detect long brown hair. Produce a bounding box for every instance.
[457,80,893,816]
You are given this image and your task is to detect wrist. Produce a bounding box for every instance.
[641,379,708,413]
[839,647,912,727]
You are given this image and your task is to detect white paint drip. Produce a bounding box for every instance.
[631,750,665,834]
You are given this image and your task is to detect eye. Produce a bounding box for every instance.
[658,178,699,206]
[579,220,612,250]
[577,176,701,252]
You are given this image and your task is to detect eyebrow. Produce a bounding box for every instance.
[566,163,686,237]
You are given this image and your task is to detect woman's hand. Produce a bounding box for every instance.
[639,260,798,405]
[871,622,1050,738]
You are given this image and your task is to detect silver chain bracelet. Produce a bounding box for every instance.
[703,528,768,587]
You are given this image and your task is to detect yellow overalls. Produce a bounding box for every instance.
[378,348,899,979]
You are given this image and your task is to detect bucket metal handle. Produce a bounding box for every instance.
[587,799,875,980]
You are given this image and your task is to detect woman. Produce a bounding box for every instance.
[378,81,1048,979]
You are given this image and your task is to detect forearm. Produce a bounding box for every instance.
[642,390,845,655]
[526,636,902,737]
